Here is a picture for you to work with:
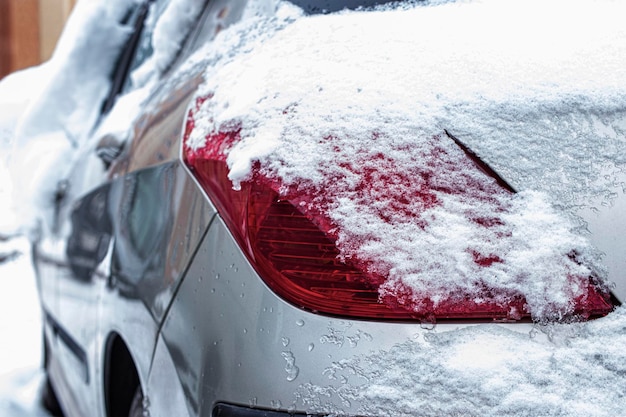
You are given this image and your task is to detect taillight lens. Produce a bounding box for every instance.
[183,105,615,321]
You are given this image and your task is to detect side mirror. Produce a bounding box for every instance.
[95,134,125,169]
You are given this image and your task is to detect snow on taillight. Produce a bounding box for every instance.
[183,97,614,322]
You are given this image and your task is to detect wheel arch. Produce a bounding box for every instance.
[103,332,142,417]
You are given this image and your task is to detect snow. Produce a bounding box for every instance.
[0,66,49,150]
[9,0,135,234]
[0,56,53,417]
[2,0,626,415]
[297,310,626,416]
[150,0,206,72]
[0,238,51,417]
[185,0,625,321]
[0,65,52,237]
[14,0,133,144]
[125,0,207,88]
[8,0,209,236]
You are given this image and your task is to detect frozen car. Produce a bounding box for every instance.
[25,0,626,416]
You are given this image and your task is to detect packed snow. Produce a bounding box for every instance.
[185,0,625,321]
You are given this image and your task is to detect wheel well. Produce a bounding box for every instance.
[104,333,141,417]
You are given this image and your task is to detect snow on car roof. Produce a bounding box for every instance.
[187,0,626,321]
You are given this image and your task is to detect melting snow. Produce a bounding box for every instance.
[186,0,626,320]
[297,308,626,416]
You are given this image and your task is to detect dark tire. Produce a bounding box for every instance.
[41,334,64,416]
[127,387,144,417]
[41,373,64,416]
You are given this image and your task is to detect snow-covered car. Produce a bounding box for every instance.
[22,0,626,416]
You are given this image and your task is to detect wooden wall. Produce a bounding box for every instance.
[0,0,75,79]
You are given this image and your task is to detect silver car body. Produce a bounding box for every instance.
[32,0,624,416]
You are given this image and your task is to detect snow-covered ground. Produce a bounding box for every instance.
[0,237,51,417]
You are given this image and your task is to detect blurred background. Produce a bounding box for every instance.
[1,2,77,415]
[1,0,76,79]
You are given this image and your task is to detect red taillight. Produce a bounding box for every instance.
[184,156,614,321]
[185,158,408,318]
[183,102,615,321]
